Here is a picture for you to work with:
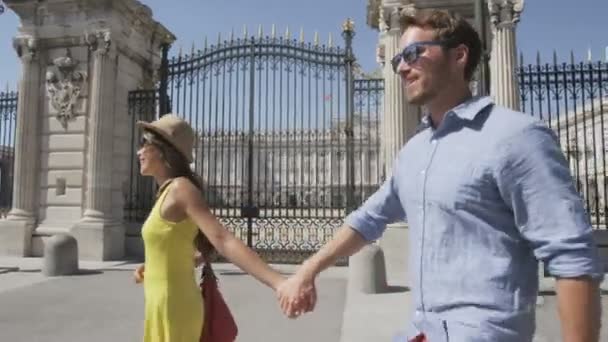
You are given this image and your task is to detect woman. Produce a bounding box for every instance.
[132,114,285,342]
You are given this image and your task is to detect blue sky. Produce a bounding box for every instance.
[0,0,606,90]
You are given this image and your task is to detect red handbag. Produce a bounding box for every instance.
[199,262,238,342]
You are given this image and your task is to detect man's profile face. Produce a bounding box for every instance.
[395,26,452,106]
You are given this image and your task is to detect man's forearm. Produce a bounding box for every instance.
[301,225,368,279]
[556,277,601,342]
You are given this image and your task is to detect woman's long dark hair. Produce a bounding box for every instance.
[143,130,215,260]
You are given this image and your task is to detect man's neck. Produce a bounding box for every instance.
[427,86,473,128]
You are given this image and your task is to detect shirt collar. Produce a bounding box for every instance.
[416,96,494,132]
[450,96,494,121]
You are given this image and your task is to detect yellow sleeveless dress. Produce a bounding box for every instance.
[142,184,204,342]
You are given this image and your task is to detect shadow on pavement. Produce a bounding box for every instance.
[0,267,19,274]
[382,285,409,293]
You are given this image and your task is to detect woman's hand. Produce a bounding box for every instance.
[277,267,317,318]
[133,264,145,284]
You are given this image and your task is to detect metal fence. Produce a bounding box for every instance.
[518,55,608,228]
[4,48,606,244]
[0,89,17,217]
[124,90,157,223]
[125,23,384,262]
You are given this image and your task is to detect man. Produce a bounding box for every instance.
[276,9,604,342]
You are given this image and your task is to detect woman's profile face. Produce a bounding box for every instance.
[136,134,164,176]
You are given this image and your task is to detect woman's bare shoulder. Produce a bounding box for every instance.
[172,177,204,201]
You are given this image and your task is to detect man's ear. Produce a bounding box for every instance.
[453,44,469,74]
[454,44,469,64]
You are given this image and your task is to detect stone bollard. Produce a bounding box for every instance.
[42,234,79,276]
[601,278,608,292]
[348,243,388,294]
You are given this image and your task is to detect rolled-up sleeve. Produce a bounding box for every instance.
[345,173,406,242]
[495,123,604,280]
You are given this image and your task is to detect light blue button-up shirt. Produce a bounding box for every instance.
[345,96,605,342]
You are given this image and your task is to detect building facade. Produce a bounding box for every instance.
[197,117,382,209]
[552,96,608,226]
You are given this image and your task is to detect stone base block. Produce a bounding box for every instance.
[42,234,79,276]
[0,218,34,256]
[379,222,409,286]
[71,219,125,261]
[594,230,608,272]
[348,244,387,294]
[32,235,51,257]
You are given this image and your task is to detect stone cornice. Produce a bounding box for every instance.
[6,0,175,46]
[115,0,175,46]
[366,0,477,32]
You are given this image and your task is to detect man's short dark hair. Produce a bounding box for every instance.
[400,10,482,81]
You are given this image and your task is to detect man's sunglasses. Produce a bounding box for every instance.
[390,41,448,74]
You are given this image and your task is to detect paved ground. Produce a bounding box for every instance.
[4,255,606,342]
[0,258,347,342]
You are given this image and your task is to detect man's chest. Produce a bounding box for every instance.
[396,132,501,210]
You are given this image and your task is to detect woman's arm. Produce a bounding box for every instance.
[174,178,284,290]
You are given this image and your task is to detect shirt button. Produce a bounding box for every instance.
[431,139,437,144]
[420,170,426,175]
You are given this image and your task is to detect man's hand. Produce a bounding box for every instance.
[277,268,317,318]
[275,226,368,319]
[133,264,145,284]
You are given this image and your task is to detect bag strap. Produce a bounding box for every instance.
[156,178,175,199]
[201,261,217,281]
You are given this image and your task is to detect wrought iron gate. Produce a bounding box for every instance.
[126,22,384,262]
[518,55,608,228]
[0,89,17,217]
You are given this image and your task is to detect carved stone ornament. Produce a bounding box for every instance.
[380,3,416,32]
[13,35,37,62]
[85,29,111,55]
[488,0,525,28]
[46,49,85,129]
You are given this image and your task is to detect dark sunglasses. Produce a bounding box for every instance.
[139,135,152,147]
[390,41,447,74]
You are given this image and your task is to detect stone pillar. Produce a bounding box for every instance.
[488,0,524,110]
[375,1,422,287]
[83,30,114,221]
[0,34,41,256]
[71,29,124,260]
[2,0,174,260]
[379,2,420,176]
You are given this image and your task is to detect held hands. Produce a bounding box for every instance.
[133,264,145,284]
[276,267,317,319]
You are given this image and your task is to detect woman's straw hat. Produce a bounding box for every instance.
[137,114,194,163]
